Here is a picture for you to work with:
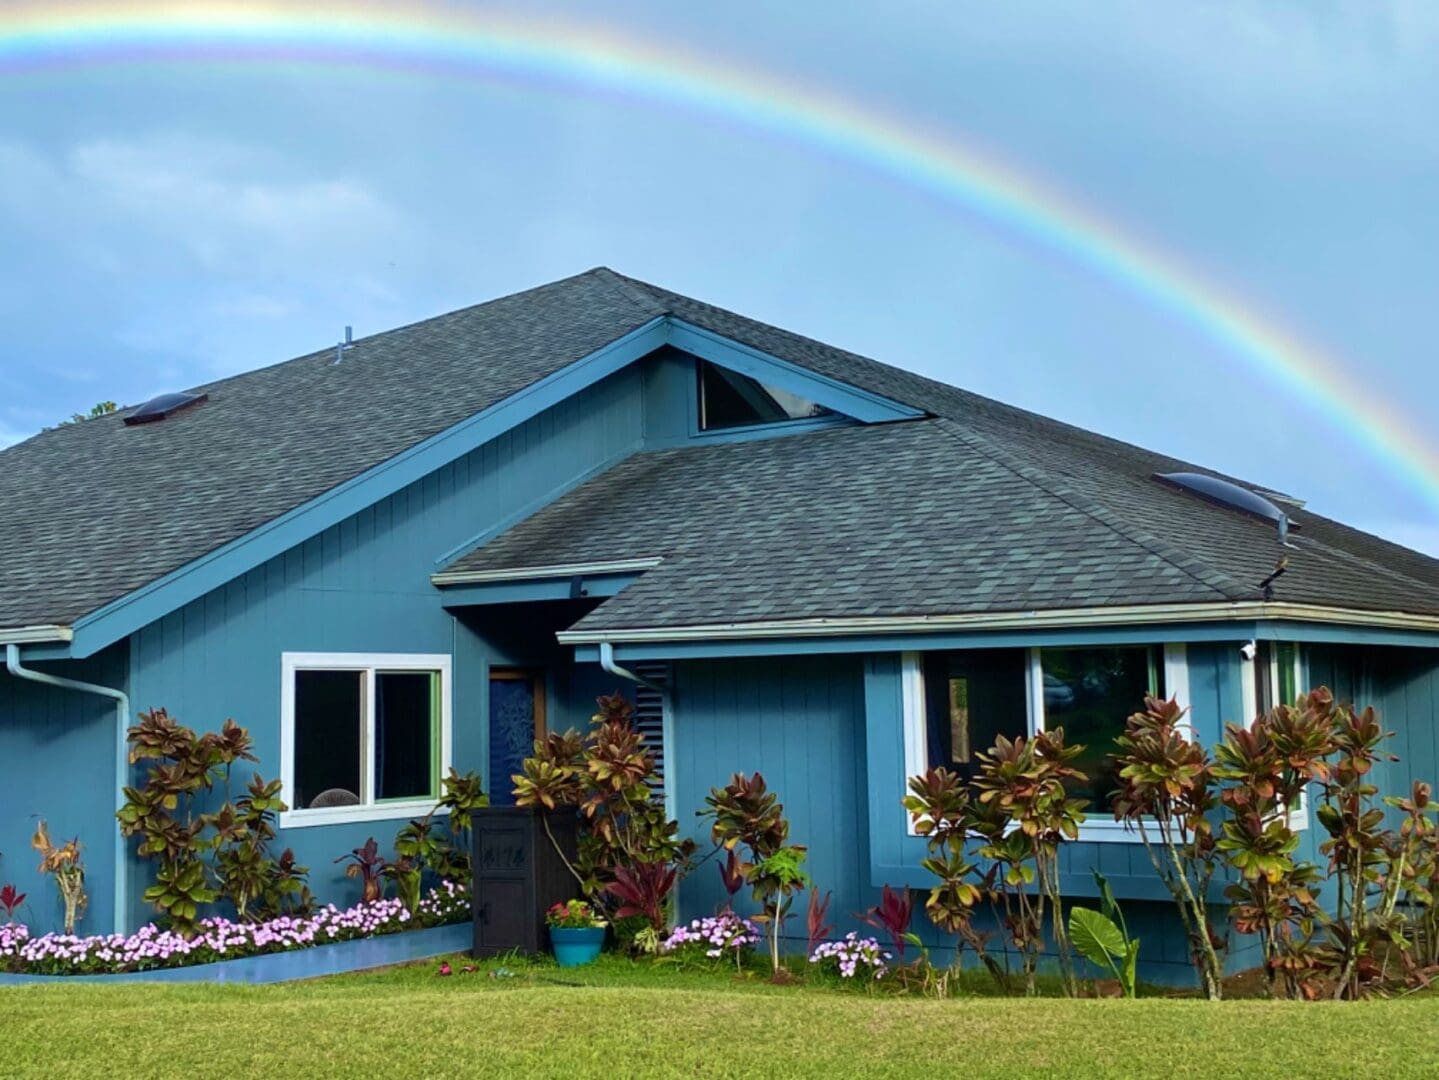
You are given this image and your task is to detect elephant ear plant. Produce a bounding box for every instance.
[1068,871,1141,998]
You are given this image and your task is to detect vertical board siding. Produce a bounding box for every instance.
[113,369,645,928]
[669,653,1216,986]
[0,645,127,935]
[670,656,871,933]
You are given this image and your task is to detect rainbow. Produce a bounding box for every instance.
[5,2,1436,511]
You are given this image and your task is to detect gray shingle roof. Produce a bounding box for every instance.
[5,266,1439,636]
[446,271,1439,629]
[0,270,660,629]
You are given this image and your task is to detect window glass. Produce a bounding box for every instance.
[1276,642,1298,705]
[1040,646,1159,812]
[376,671,438,801]
[293,670,363,810]
[922,649,1028,777]
[697,361,831,430]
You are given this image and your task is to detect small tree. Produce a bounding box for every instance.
[1112,696,1225,998]
[902,767,1004,989]
[1214,695,1333,998]
[704,771,808,975]
[116,709,310,935]
[31,821,86,934]
[971,732,1088,997]
[514,693,693,918]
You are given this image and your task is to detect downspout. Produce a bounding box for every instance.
[6,643,130,935]
[598,641,664,692]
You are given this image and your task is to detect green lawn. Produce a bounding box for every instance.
[2,953,1437,1078]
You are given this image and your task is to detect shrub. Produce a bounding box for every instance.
[659,912,760,971]
[809,932,889,982]
[971,732,1088,996]
[514,693,693,917]
[806,888,833,956]
[902,767,1004,989]
[116,709,310,935]
[335,838,386,903]
[704,772,809,975]
[1112,695,1224,998]
[31,822,86,935]
[859,884,917,961]
[0,883,25,923]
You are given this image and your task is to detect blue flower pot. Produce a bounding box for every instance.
[549,925,605,968]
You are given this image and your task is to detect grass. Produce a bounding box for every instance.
[3,952,1438,1078]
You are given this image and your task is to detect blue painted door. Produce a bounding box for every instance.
[489,670,544,805]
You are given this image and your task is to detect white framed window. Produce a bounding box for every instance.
[280,652,452,828]
[902,643,1188,843]
[1240,640,1308,830]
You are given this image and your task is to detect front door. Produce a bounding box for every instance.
[488,668,546,805]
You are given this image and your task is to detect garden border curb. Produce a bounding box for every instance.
[0,922,470,985]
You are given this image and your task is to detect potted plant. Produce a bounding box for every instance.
[546,899,606,967]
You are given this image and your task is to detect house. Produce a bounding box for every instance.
[4,268,1438,982]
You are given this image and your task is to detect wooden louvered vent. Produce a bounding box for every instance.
[631,661,670,800]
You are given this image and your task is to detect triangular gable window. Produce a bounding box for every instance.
[698,361,833,431]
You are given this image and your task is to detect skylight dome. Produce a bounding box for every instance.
[1155,471,1296,542]
[123,391,208,426]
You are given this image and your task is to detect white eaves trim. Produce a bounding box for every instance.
[557,601,1439,644]
[0,625,74,645]
[431,557,662,587]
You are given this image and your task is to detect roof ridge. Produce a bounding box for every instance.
[589,267,671,318]
[932,417,1258,602]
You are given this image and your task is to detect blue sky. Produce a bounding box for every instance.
[2,2,1436,551]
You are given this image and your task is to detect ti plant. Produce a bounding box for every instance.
[514,693,693,915]
[31,820,87,935]
[806,888,834,955]
[116,709,309,936]
[902,766,1005,990]
[971,731,1089,997]
[336,837,387,903]
[703,771,808,976]
[859,884,919,961]
[1068,871,1141,998]
[1112,696,1225,998]
[1214,692,1334,999]
[0,883,26,922]
[605,860,679,938]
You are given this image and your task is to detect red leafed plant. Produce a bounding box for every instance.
[718,848,745,905]
[335,837,386,904]
[0,883,25,922]
[806,888,833,955]
[859,884,916,960]
[605,861,678,932]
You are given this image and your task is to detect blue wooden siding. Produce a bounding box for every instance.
[0,646,127,935]
[667,652,1222,985]
[116,369,647,928]
[669,655,872,930]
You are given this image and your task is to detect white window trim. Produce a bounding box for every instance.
[1240,641,1309,831]
[280,651,453,828]
[902,644,1187,843]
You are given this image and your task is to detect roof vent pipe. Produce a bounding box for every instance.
[333,326,354,365]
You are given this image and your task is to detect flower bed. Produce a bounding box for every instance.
[659,912,760,962]
[1,880,468,977]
